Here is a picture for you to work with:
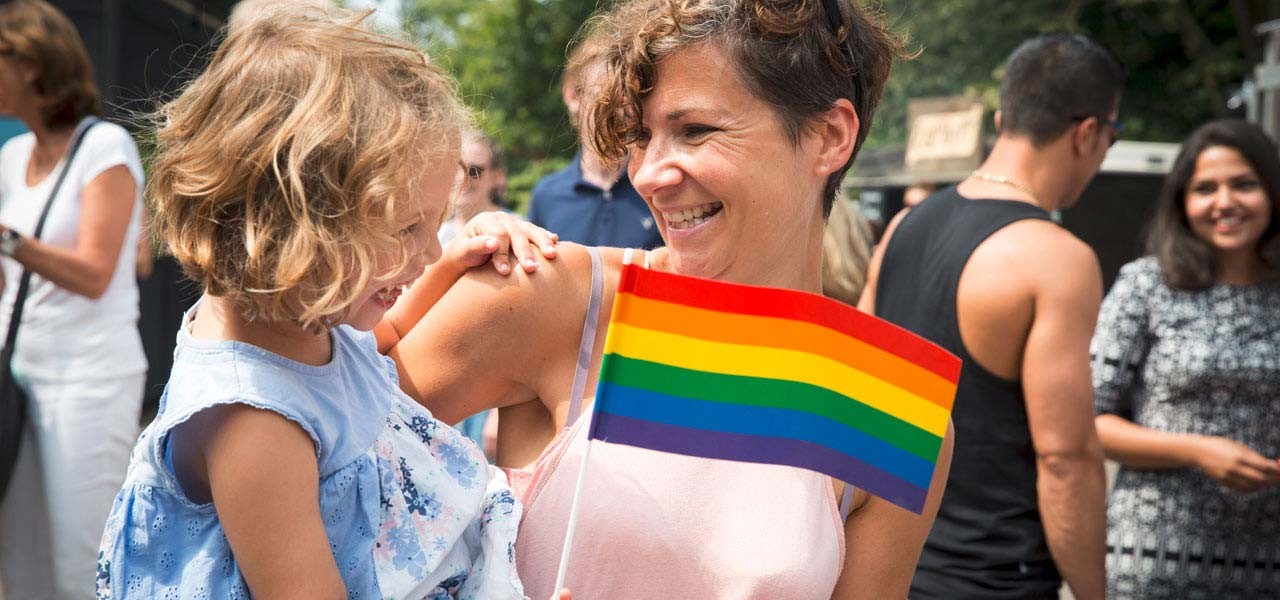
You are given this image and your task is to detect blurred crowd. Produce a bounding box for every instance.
[0,0,1275,599]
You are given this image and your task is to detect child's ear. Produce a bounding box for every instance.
[17,60,37,88]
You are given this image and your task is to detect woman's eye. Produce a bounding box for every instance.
[399,222,421,237]
[1232,179,1259,192]
[1191,184,1217,195]
[683,124,716,139]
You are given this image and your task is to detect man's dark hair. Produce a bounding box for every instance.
[1147,119,1280,290]
[998,33,1124,146]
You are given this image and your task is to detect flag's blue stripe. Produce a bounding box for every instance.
[593,382,935,488]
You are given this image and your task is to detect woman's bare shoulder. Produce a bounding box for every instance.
[433,243,606,333]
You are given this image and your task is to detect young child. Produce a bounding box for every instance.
[95,6,554,599]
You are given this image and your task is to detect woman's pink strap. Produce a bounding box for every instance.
[565,246,604,424]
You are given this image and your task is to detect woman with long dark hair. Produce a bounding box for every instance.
[1091,118,1280,597]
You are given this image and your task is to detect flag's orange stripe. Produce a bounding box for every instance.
[617,293,955,410]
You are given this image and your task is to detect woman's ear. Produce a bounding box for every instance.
[814,98,859,177]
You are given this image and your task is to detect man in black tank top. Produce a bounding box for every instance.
[859,34,1123,600]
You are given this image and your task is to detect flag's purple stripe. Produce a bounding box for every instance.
[590,412,929,514]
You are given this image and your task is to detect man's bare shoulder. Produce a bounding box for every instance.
[975,219,1100,285]
[956,219,1101,378]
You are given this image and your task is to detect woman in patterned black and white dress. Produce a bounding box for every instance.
[1091,119,1280,599]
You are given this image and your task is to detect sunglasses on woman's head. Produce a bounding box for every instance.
[818,0,859,108]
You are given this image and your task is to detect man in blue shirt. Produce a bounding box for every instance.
[527,31,663,250]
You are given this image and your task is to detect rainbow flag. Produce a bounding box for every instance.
[587,264,959,514]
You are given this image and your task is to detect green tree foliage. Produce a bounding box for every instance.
[405,0,597,211]
[406,0,1270,194]
[872,0,1262,150]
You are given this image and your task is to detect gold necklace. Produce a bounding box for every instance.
[969,170,1042,206]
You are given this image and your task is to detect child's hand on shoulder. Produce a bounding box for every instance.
[375,213,558,353]
[446,212,559,276]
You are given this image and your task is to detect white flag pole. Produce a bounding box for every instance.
[553,438,594,591]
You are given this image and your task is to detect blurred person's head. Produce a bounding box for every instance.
[561,24,611,126]
[588,0,905,284]
[1147,119,1280,290]
[902,181,935,208]
[822,197,875,305]
[0,0,100,130]
[151,5,468,332]
[562,21,626,176]
[488,142,509,209]
[994,33,1123,205]
[455,130,504,221]
[998,33,1124,147]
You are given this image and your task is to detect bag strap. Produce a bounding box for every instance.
[2,117,101,359]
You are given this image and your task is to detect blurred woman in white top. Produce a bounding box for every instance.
[0,1,146,598]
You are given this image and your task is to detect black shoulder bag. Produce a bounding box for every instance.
[0,116,100,504]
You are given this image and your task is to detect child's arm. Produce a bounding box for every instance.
[376,213,558,353]
[202,405,347,599]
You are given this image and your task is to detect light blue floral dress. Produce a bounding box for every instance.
[95,311,525,599]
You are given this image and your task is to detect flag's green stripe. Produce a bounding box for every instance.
[602,354,943,462]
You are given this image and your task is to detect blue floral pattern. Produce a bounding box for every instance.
[368,400,525,598]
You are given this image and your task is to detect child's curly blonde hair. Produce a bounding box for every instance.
[150,5,468,331]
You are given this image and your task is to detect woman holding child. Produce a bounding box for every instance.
[380,0,954,597]
[98,0,948,596]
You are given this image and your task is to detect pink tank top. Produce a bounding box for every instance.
[507,248,847,599]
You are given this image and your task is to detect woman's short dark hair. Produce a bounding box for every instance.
[0,0,101,129]
[1147,118,1280,290]
[589,0,907,217]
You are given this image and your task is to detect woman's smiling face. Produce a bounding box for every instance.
[627,43,830,287]
[1183,145,1272,261]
